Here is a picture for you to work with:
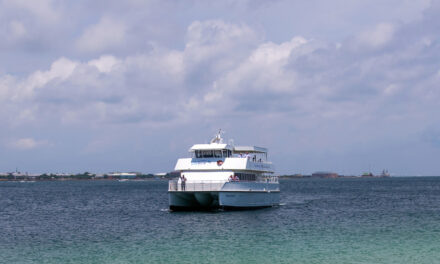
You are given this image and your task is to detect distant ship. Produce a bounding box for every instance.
[380,169,390,177]
[168,130,280,211]
[361,172,374,177]
[361,169,390,177]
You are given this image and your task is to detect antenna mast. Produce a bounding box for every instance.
[210,129,224,144]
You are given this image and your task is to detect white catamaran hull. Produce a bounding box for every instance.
[169,182,280,210]
[219,191,280,209]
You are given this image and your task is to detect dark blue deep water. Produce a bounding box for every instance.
[1,177,440,264]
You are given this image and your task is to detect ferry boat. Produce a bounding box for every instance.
[168,131,280,211]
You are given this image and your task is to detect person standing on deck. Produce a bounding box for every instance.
[181,175,186,191]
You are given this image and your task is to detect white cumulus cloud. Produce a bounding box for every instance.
[10,138,49,150]
[76,17,127,53]
[355,23,395,48]
[88,55,120,73]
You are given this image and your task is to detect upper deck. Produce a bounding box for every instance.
[174,131,274,173]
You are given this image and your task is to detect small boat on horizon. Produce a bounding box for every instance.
[361,169,391,177]
[118,179,129,182]
[380,169,390,177]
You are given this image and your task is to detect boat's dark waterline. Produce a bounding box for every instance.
[169,205,273,211]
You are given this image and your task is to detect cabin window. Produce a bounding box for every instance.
[202,150,213,158]
[222,149,232,157]
[194,149,232,158]
[234,173,256,181]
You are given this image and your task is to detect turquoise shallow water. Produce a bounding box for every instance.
[1,177,440,264]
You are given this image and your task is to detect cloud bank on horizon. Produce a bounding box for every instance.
[0,0,439,175]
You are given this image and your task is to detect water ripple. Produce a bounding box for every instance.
[1,177,440,263]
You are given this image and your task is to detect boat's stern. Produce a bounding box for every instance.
[219,181,280,208]
[168,179,224,210]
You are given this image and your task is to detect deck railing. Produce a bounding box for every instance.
[168,178,279,192]
[168,180,226,192]
[264,176,279,183]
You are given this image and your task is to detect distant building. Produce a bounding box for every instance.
[361,172,374,177]
[11,171,27,179]
[108,172,138,179]
[311,171,339,178]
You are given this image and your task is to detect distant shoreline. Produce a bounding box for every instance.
[1,172,435,182]
[0,173,174,182]
[278,175,389,179]
[2,175,436,182]
[0,178,171,182]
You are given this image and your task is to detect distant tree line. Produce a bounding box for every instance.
[0,172,176,181]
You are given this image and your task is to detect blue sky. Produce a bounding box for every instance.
[1,0,439,175]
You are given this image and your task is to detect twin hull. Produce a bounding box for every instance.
[169,181,280,210]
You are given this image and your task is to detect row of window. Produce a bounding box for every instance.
[234,173,256,182]
[195,150,232,158]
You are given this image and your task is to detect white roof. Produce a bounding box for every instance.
[233,146,267,153]
[189,144,234,152]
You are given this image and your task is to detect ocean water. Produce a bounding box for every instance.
[1,177,440,264]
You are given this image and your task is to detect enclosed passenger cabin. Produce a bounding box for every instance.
[174,143,274,182]
[188,144,270,162]
[190,144,234,159]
